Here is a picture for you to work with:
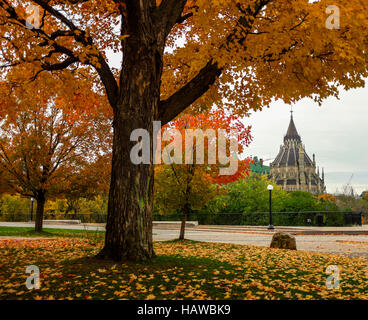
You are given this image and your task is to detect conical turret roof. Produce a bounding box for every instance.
[271,112,313,168]
[284,114,301,143]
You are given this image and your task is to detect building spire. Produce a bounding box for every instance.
[284,109,301,143]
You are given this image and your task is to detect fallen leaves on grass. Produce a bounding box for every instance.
[0,238,368,300]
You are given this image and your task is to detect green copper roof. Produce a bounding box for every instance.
[250,157,270,175]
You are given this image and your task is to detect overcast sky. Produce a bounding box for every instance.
[243,86,368,194]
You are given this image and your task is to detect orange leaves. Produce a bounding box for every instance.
[318,193,337,203]
[2,238,368,300]
[162,0,368,116]
[129,274,138,284]
[0,70,112,202]
[154,109,252,215]
[1,0,367,129]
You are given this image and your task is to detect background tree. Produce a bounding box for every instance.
[64,154,111,216]
[207,174,286,214]
[317,193,339,211]
[0,194,31,219]
[0,72,111,232]
[154,165,218,237]
[1,0,368,260]
[154,109,251,239]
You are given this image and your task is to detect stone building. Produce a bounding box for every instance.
[269,113,326,193]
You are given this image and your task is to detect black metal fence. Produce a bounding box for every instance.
[154,211,362,227]
[0,212,107,223]
[0,211,363,227]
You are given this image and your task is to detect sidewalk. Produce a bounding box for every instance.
[191,225,368,235]
[1,221,368,235]
[0,221,105,231]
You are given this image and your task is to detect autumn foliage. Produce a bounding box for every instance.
[318,193,337,203]
[1,0,368,260]
[0,71,112,231]
[154,109,252,239]
[1,237,368,300]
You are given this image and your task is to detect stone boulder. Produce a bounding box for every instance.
[270,232,297,250]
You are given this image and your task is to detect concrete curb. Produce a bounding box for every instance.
[44,220,81,225]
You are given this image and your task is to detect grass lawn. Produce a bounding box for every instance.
[0,226,104,239]
[0,234,368,300]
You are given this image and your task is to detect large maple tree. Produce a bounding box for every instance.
[0,0,367,260]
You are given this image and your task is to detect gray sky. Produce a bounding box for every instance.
[244,86,368,194]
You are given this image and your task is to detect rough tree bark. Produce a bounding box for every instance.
[96,0,221,261]
[179,202,189,240]
[179,167,193,240]
[97,1,164,261]
[35,193,46,233]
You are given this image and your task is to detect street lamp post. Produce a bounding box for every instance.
[267,185,274,230]
[30,198,34,222]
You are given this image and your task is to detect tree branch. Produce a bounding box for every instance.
[158,0,271,125]
[31,0,79,31]
[155,0,187,37]
[158,60,222,125]
[176,12,193,24]
[0,0,119,109]
[41,56,79,71]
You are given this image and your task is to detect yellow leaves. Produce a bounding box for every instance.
[0,0,367,127]
[1,237,368,300]
[119,35,130,41]
[0,69,112,204]
[6,289,17,294]
[129,274,137,283]
[113,291,125,297]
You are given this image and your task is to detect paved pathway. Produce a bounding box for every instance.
[0,221,105,231]
[154,228,368,259]
[0,236,55,241]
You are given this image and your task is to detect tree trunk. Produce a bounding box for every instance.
[179,166,193,240]
[179,202,189,240]
[35,194,45,232]
[97,11,163,261]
